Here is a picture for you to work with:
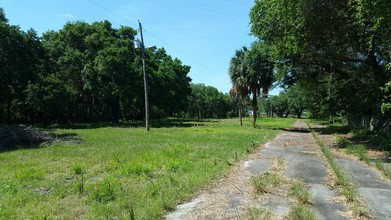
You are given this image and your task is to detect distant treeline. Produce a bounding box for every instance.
[0,8,234,124]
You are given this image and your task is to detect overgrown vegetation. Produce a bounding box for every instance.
[287,205,317,220]
[375,160,391,180]
[250,157,316,219]
[248,0,391,127]
[0,118,295,219]
[311,130,370,218]
[248,207,272,220]
[313,119,391,183]
[252,172,285,194]
[345,145,370,164]
[289,181,311,205]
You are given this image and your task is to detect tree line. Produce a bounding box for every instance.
[229,0,391,130]
[0,8,234,124]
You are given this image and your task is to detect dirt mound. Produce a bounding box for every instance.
[0,125,54,151]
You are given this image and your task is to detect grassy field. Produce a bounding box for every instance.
[0,118,295,219]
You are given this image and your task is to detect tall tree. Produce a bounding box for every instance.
[0,8,46,123]
[229,47,248,126]
[250,0,391,126]
[244,42,274,127]
[188,83,230,119]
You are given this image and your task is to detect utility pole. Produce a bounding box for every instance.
[138,20,150,131]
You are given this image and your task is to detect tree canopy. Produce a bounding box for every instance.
[229,42,274,127]
[249,0,391,126]
[188,83,232,119]
[0,9,192,124]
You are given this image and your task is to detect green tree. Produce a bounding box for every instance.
[249,0,391,126]
[270,93,290,118]
[188,84,231,119]
[229,47,248,126]
[147,48,191,118]
[243,42,275,127]
[381,81,391,117]
[286,85,307,118]
[0,8,46,123]
[229,43,275,127]
[41,21,191,122]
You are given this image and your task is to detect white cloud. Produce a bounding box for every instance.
[57,13,75,19]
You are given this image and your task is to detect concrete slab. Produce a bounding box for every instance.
[285,155,328,184]
[244,159,270,175]
[336,158,391,189]
[227,194,244,209]
[335,155,391,219]
[358,188,391,219]
[259,195,290,218]
[309,184,347,220]
[166,199,203,220]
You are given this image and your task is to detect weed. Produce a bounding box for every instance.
[252,140,259,149]
[252,172,284,193]
[71,163,84,175]
[345,144,369,164]
[71,163,85,195]
[274,157,286,172]
[129,203,135,220]
[90,180,116,203]
[310,129,369,218]
[287,205,316,220]
[289,181,311,204]
[340,184,357,202]
[248,207,272,219]
[335,136,351,148]
[375,160,391,180]
[234,151,239,162]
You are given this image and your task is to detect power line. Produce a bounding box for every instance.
[86,0,138,27]
[86,0,221,76]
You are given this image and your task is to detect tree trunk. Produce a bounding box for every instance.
[238,106,243,126]
[297,109,304,119]
[252,93,257,128]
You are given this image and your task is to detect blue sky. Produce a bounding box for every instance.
[1,0,280,95]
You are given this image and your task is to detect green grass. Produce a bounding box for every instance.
[375,160,391,180]
[335,135,351,148]
[310,129,369,218]
[287,205,317,220]
[289,181,311,204]
[248,207,272,219]
[0,117,295,219]
[345,144,370,164]
[251,172,285,194]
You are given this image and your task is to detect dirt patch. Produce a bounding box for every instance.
[0,125,81,151]
[0,125,53,151]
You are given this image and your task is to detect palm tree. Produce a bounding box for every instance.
[229,43,274,127]
[244,42,274,127]
[229,47,248,126]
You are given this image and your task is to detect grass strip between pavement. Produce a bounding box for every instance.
[310,129,370,219]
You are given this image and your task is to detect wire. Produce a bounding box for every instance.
[86,0,220,76]
[86,0,138,27]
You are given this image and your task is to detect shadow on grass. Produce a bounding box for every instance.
[0,125,81,152]
[310,121,391,152]
[46,118,218,130]
[311,125,351,135]
[281,128,311,133]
